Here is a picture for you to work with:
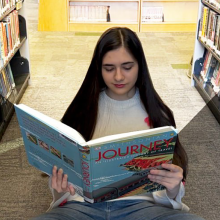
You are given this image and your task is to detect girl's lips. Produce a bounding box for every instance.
[114,84,125,88]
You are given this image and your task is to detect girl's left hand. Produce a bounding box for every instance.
[148,163,183,199]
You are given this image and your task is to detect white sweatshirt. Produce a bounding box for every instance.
[48,89,189,212]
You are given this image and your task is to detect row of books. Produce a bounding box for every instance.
[69,5,108,22]
[142,6,164,22]
[0,63,16,99]
[0,9,20,68]
[0,0,16,16]
[200,50,220,93]
[199,4,220,53]
[69,5,164,23]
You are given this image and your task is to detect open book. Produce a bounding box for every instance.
[14,104,178,203]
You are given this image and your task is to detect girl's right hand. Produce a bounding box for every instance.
[51,166,75,196]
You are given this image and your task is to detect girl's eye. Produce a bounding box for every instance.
[123,66,132,71]
[105,68,114,72]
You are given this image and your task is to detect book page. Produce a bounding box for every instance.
[15,104,85,143]
[15,104,84,193]
[84,126,176,147]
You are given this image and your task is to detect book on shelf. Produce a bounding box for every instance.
[201,6,209,39]
[214,15,220,50]
[142,6,164,22]
[206,10,217,47]
[0,10,20,67]
[69,4,107,22]
[15,104,177,203]
[204,55,218,82]
[0,0,16,16]
[200,51,212,79]
[0,63,16,99]
[211,61,220,91]
[0,68,11,98]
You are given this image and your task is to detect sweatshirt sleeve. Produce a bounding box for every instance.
[152,182,189,211]
[47,176,84,211]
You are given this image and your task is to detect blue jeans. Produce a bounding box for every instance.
[31,200,205,220]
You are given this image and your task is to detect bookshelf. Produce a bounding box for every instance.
[0,0,30,139]
[140,0,199,32]
[68,0,140,32]
[191,0,220,123]
[38,0,198,32]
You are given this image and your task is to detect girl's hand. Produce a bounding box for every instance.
[51,166,75,196]
[148,163,183,199]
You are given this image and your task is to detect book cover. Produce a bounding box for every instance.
[15,104,177,203]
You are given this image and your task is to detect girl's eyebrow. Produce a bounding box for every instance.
[102,64,114,66]
[121,62,134,65]
[102,62,134,66]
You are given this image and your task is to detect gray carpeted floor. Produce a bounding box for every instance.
[180,104,220,220]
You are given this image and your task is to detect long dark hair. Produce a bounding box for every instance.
[61,27,188,180]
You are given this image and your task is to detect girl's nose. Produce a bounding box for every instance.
[115,68,124,81]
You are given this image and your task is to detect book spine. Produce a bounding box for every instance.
[215,69,220,85]
[199,6,204,37]
[212,62,219,79]
[6,63,15,88]
[214,15,220,49]
[205,56,217,82]
[202,7,207,38]
[206,10,213,41]
[78,145,94,202]
[201,51,211,79]
[202,7,209,39]
[210,12,217,47]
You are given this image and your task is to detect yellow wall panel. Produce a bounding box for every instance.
[141,23,196,32]
[38,0,68,31]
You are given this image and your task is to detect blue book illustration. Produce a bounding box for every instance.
[14,104,177,203]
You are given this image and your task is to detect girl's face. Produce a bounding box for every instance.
[101,46,139,100]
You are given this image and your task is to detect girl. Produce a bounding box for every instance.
[32,27,204,220]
